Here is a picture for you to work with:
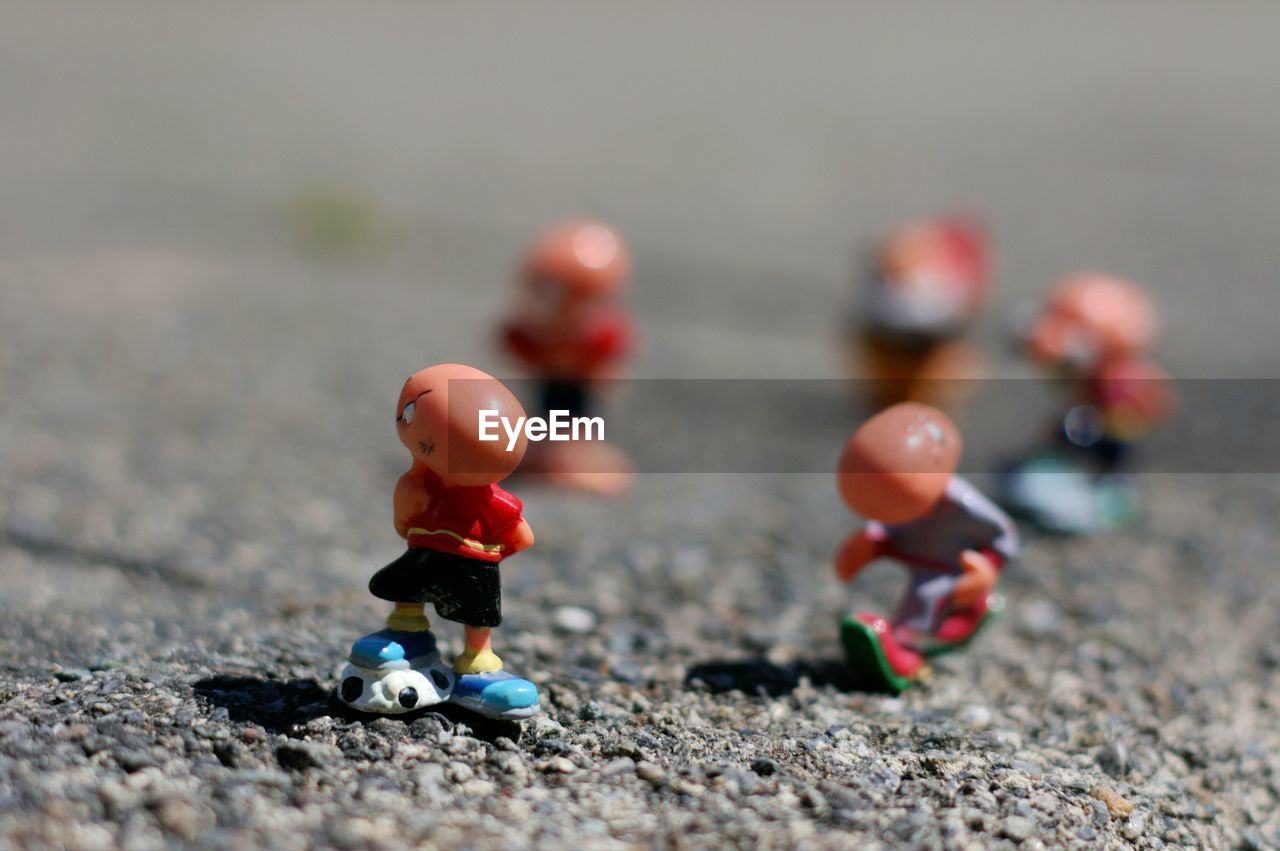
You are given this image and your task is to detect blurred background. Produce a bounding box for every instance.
[4,0,1280,615]
[5,1,1280,373]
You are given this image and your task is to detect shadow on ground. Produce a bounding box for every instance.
[194,674,524,741]
[685,658,869,697]
[193,675,334,733]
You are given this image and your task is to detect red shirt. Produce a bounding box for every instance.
[502,306,634,378]
[403,472,525,563]
[1085,357,1176,439]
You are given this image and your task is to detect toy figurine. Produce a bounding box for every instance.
[500,219,636,497]
[851,217,990,410]
[834,403,1018,693]
[998,273,1175,534]
[339,363,542,721]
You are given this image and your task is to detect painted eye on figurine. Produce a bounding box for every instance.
[399,401,415,426]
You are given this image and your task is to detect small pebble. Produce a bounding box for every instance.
[275,740,339,771]
[1090,786,1135,818]
[600,757,635,776]
[750,756,778,776]
[551,606,598,634]
[543,757,576,774]
[636,762,664,782]
[1122,812,1146,840]
[1002,816,1034,842]
[54,668,90,682]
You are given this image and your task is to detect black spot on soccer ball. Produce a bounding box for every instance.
[398,687,419,709]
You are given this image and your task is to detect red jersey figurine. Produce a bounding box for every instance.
[835,403,1018,693]
[500,219,637,496]
[338,364,542,721]
[852,217,991,410]
[999,273,1175,533]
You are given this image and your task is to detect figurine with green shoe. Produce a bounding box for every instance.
[998,273,1176,533]
[834,403,1019,693]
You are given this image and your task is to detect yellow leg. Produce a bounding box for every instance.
[386,602,430,633]
[453,626,503,673]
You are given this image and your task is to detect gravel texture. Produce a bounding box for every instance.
[3,3,1280,849]
[3,475,1278,849]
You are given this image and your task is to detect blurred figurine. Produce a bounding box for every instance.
[834,403,1018,693]
[339,364,542,721]
[852,217,991,410]
[500,219,636,497]
[998,273,1175,534]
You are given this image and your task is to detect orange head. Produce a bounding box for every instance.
[523,219,631,298]
[1026,273,1159,369]
[837,403,962,524]
[871,217,990,332]
[396,363,527,486]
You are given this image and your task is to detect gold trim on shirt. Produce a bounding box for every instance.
[407,527,505,554]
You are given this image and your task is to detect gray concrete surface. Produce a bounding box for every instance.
[2,3,1279,848]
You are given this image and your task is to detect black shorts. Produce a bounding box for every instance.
[539,379,592,419]
[368,548,502,628]
[1055,427,1133,474]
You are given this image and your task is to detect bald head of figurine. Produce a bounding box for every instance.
[1027,273,1159,369]
[523,219,631,298]
[837,403,962,525]
[396,363,527,487]
[873,218,989,332]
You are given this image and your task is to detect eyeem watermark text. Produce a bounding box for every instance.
[478,410,605,451]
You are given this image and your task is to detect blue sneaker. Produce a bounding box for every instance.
[449,671,541,721]
[348,628,439,671]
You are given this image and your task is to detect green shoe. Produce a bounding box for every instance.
[839,615,929,695]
